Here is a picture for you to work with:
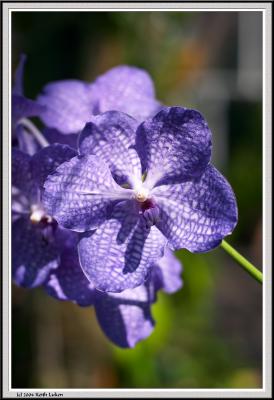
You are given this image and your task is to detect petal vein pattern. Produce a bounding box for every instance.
[43,155,133,232]
[79,111,142,187]
[136,107,212,188]
[78,201,167,292]
[31,143,77,189]
[152,164,238,252]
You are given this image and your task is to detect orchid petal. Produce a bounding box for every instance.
[12,217,59,288]
[37,80,94,134]
[153,164,238,252]
[95,284,155,348]
[43,154,132,232]
[90,65,161,122]
[136,107,212,188]
[153,248,183,294]
[78,201,167,292]
[79,111,141,186]
[45,248,96,307]
[31,144,77,189]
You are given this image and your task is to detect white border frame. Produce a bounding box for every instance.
[2,2,272,398]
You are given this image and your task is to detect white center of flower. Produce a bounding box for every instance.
[30,205,52,224]
[134,187,150,203]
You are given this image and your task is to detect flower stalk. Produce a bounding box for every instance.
[19,118,49,148]
[220,240,262,284]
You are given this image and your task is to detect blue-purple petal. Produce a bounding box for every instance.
[30,143,77,189]
[37,80,95,134]
[90,65,161,122]
[42,154,131,232]
[94,284,155,348]
[12,149,32,192]
[152,164,238,252]
[12,217,59,288]
[45,248,96,307]
[12,94,46,125]
[78,201,167,292]
[43,127,78,149]
[12,148,39,211]
[53,226,79,251]
[79,111,141,186]
[153,248,183,294]
[136,107,212,188]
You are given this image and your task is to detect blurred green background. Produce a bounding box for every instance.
[12,11,262,389]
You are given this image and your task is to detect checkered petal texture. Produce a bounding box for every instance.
[78,201,167,292]
[43,154,132,232]
[79,111,141,186]
[31,143,77,189]
[152,164,238,252]
[136,107,212,188]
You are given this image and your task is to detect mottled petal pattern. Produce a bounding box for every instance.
[95,284,155,348]
[31,144,77,189]
[79,112,141,186]
[12,217,59,288]
[136,107,212,188]
[153,164,238,252]
[43,154,132,232]
[37,80,94,134]
[78,201,167,292]
[90,65,161,122]
[153,248,183,294]
[45,248,96,307]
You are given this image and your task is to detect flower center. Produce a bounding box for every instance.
[134,187,150,203]
[30,204,53,224]
[139,198,160,228]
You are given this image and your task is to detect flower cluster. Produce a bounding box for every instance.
[12,55,238,348]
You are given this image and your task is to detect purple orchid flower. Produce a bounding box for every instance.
[12,55,47,155]
[12,143,183,348]
[36,65,161,135]
[44,246,182,348]
[12,145,77,288]
[42,107,238,293]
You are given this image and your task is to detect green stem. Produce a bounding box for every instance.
[220,240,263,284]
